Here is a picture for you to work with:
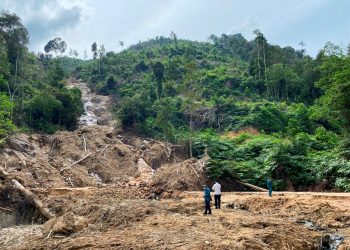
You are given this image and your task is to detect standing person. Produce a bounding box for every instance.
[212,180,221,209]
[267,178,273,197]
[203,185,212,215]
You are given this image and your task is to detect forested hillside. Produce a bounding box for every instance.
[0,11,83,136]
[76,32,350,191]
[0,9,349,192]
[1,4,350,248]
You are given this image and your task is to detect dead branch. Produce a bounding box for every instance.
[191,167,200,178]
[0,169,55,220]
[60,152,92,172]
[0,206,13,212]
[67,177,74,187]
[10,179,55,219]
[82,136,87,152]
[100,144,110,155]
[46,229,53,239]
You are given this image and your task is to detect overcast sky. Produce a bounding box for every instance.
[1,0,349,58]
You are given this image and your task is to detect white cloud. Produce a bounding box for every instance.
[0,0,90,51]
[226,15,259,37]
[1,0,349,57]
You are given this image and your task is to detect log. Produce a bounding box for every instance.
[236,180,268,192]
[60,152,92,172]
[0,206,13,212]
[10,179,55,219]
[0,166,54,219]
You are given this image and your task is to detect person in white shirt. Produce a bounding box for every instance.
[212,180,221,209]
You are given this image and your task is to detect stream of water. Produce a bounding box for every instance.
[73,81,98,126]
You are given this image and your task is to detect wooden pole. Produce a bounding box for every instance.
[60,152,92,172]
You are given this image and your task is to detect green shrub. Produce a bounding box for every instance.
[0,93,16,140]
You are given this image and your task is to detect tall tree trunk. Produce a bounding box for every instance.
[15,46,19,86]
[189,111,193,158]
[257,47,261,80]
[9,46,21,101]
[263,45,267,80]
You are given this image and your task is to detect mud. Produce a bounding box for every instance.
[0,189,349,249]
[0,81,349,249]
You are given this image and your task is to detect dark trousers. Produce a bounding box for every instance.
[214,194,221,209]
[204,201,211,214]
[268,187,272,197]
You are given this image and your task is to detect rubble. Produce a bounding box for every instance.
[0,80,349,249]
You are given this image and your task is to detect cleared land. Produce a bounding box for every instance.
[0,81,349,249]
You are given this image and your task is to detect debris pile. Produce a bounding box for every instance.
[0,80,349,249]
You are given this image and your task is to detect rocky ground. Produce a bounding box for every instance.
[0,80,349,249]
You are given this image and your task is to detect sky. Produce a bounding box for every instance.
[1,0,349,58]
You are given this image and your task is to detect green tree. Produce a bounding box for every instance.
[170,31,178,49]
[151,61,165,99]
[253,29,268,81]
[153,97,180,141]
[181,61,201,157]
[44,37,67,55]
[0,93,16,140]
[316,46,350,131]
[0,11,29,100]
[98,44,106,75]
[91,42,97,60]
[266,64,300,101]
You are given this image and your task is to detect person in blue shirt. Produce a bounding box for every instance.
[266,178,273,197]
[203,184,212,215]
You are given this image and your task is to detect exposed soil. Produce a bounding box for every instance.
[0,189,349,249]
[0,80,349,249]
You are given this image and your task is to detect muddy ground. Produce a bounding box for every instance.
[0,80,349,249]
[0,189,349,249]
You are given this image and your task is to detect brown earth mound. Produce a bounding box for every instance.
[150,158,207,192]
[1,80,349,249]
[0,126,189,190]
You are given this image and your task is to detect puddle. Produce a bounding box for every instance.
[320,234,344,250]
[296,220,344,249]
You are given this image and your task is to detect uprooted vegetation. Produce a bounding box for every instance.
[0,127,349,249]
[1,185,349,249]
[0,78,349,249]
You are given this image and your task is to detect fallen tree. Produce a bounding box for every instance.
[0,166,54,219]
[236,180,268,192]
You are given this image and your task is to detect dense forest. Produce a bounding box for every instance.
[0,11,83,136]
[76,32,350,191]
[1,11,349,191]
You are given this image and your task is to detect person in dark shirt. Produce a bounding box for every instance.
[267,178,273,197]
[203,185,212,215]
